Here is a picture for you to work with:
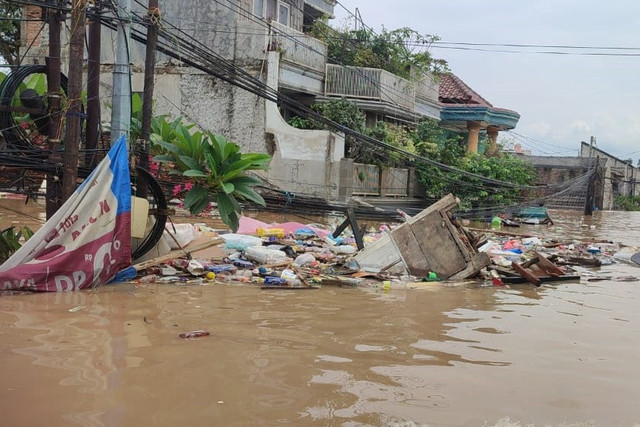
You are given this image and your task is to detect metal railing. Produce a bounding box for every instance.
[325,64,415,110]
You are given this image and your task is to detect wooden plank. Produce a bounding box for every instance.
[501,274,580,284]
[408,212,467,278]
[533,251,565,276]
[512,261,541,286]
[390,222,431,276]
[132,238,224,271]
[408,193,458,223]
[440,212,472,262]
[464,227,537,238]
[448,252,491,280]
[488,265,521,277]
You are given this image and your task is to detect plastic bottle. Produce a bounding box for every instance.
[155,276,181,283]
[206,264,237,274]
[264,276,287,286]
[256,227,285,238]
[280,269,298,283]
[137,274,157,284]
[491,216,502,229]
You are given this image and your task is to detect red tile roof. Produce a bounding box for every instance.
[438,74,493,107]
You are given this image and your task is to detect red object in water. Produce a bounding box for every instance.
[179,330,210,339]
[492,277,504,286]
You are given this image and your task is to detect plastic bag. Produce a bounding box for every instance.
[244,246,289,264]
[164,223,200,249]
[220,233,263,251]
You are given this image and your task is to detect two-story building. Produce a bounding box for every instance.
[17,0,520,203]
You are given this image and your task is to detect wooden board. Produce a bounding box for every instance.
[512,261,541,286]
[390,222,431,276]
[533,251,565,276]
[132,237,224,271]
[408,212,466,277]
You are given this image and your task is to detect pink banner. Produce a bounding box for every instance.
[0,135,132,291]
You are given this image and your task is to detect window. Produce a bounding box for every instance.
[253,0,265,17]
[278,2,289,26]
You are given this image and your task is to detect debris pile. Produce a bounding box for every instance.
[122,194,639,290]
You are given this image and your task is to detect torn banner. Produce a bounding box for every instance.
[0,135,132,291]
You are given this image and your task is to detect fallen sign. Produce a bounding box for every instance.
[353,194,490,280]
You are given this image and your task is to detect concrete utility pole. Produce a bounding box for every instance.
[137,0,160,198]
[110,0,132,145]
[86,0,102,168]
[62,0,87,200]
[45,0,65,219]
[584,156,598,216]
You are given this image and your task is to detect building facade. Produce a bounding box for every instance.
[18,0,519,203]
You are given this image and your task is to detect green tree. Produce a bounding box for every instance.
[151,117,271,232]
[308,20,449,78]
[0,1,21,66]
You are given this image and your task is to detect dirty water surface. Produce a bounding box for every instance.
[1,202,640,426]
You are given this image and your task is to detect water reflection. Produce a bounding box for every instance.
[2,201,640,425]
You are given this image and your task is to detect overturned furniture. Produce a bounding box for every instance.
[354,194,490,280]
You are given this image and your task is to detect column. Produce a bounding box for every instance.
[466,121,481,153]
[486,126,499,155]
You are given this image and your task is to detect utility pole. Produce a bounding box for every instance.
[86,0,102,168]
[584,156,598,216]
[110,0,132,145]
[137,0,160,198]
[45,0,64,219]
[62,0,86,200]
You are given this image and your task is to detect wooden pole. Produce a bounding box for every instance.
[584,157,598,216]
[85,0,101,168]
[62,0,86,200]
[137,0,160,198]
[45,0,64,219]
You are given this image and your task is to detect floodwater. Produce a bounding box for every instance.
[1,198,640,426]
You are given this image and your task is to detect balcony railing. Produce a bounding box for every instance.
[270,21,327,73]
[325,64,415,111]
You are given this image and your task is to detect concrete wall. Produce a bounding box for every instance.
[518,155,601,210]
[580,142,639,210]
[265,52,347,200]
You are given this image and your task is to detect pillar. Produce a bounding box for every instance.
[466,121,481,153]
[486,125,499,156]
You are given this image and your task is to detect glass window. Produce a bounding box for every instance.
[278,2,289,26]
[253,0,265,17]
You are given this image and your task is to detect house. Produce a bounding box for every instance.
[514,141,639,211]
[579,141,639,210]
[438,74,520,154]
[16,1,519,205]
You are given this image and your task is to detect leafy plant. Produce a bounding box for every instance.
[286,116,313,130]
[614,195,640,211]
[0,222,33,263]
[151,120,271,231]
[307,19,449,79]
[0,1,21,66]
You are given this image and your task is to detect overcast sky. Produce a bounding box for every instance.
[332,1,640,165]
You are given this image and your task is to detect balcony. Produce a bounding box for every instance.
[325,64,415,111]
[270,21,327,73]
[270,21,327,94]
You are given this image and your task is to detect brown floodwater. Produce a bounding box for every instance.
[1,198,640,426]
